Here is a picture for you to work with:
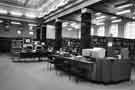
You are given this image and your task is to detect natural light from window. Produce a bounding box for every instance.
[125,22,135,39]
[109,24,118,37]
[97,26,105,36]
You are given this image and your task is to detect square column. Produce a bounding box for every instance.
[36,26,41,41]
[41,25,47,41]
[55,20,62,50]
[80,8,92,50]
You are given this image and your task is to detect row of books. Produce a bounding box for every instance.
[46,36,135,58]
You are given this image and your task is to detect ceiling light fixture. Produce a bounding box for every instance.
[96,16,106,20]
[95,12,102,16]
[0,9,8,14]
[116,9,131,15]
[17,30,21,35]
[116,3,133,9]
[25,13,36,18]
[11,21,21,25]
[29,31,34,35]
[28,24,37,26]
[111,16,117,19]
[112,19,122,23]
[10,11,23,17]
[92,19,105,25]
[0,20,3,23]
[132,16,135,19]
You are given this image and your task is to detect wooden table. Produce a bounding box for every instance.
[12,51,49,62]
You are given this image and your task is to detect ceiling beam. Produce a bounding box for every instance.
[90,8,134,21]
[88,1,135,21]
[44,0,102,23]
[59,10,81,22]
[0,14,37,23]
[60,15,81,23]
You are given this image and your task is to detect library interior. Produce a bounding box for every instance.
[0,0,135,90]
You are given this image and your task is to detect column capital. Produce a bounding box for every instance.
[121,19,128,23]
[55,19,62,22]
[41,24,47,27]
[81,8,93,14]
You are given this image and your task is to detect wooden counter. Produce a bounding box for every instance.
[51,55,132,84]
[92,59,132,83]
[52,55,96,79]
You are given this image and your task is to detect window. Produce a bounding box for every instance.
[97,26,105,36]
[46,25,55,39]
[124,22,135,39]
[109,24,118,37]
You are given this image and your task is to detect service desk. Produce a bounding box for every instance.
[51,55,132,84]
[92,58,132,83]
[52,55,95,79]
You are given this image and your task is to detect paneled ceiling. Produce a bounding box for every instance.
[1,0,135,25]
[0,0,48,9]
[0,0,75,19]
[59,0,135,25]
[89,0,135,21]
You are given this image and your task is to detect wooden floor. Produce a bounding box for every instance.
[0,54,135,90]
